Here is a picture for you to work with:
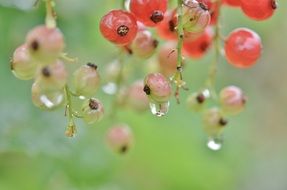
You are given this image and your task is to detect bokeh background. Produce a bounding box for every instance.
[0,0,287,189]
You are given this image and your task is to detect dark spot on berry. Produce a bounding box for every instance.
[196,93,205,104]
[153,40,159,48]
[168,20,175,32]
[117,25,129,36]
[42,67,51,77]
[30,40,39,51]
[87,62,98,70]
[242,96,247,105]
[120,145,128,154]
[10,58,14,70]
[219,118,228,126]
[143,85,151,95]
[271,0,277,9]
[150,10,164,23]
[89,99,99,110]
[200,42,209,52]
[177,66,183,72]
[199,2,208,11]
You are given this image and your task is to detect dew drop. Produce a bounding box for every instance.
[149,101,170,117]
[102,82,117,95]
[207,136,223,151]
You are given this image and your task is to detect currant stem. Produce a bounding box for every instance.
[45,0,56,28]
[64,85,76,137]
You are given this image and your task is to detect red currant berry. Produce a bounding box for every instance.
[100,10,138,45]
[130,0,167,27]
[223,0,241,7]
[183,27,213,59]
[240,0,277,21]
[225,28,262,68]
[158,42,178,76]
[220,86,246,115]
[156,10,177,40]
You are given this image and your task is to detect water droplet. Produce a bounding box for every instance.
[102,82,117,95]
[149,101,170,117]
[207,136,223,151]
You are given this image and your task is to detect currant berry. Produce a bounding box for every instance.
[106,124,133,154]
[158,42,178,76]
[26,25,65,63]
[35,60,67,90]
[183,27,213,59]
[82,98,104,124]
[223,0,241,7]
[156,10,177,40]
[182,0,211,33]
[31,82,65,110]
[73,63,101,98]
[99,10,138,45]
[220,86,246,115]
[241,0,277,21]
[143,73,172,103]
[187,89,210,111]
[225,28,262,68]
[197,0,219,25]
[126,80,149,112]
[203,107,228,137]
[130,0,167,27]
[10,44,37,80]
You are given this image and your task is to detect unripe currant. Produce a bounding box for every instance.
[158,42,179,76]
[182,0,211,33]
[100,10,138,45]
[130,0,167,27]
[31,82,65,110]
[143,73,172,103]
[126,80,149,112]
[203,107,228,137]
[241,0,277,21]
[156,9,177,40]
[26,25,64,64]
[35,60,67,90]
[187,89,210,111]
[220,86,246,115]
[225,28,262,68]
[10,44,37,80]
[81,98,104,124]
[73,63,100,98]
[106,124,133,154]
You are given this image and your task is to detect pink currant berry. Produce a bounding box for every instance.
[73,63,101,98]
[82,98,104,124]
[35,60,67,90]
[26,25,65,63]
[99,10,138,45]
[225,28,262,68]
[130,0,168,27]
[106,124,133,154]
[126,80,149,112]
[158,42,179,76]
[31,82,65,110]
[10,44,37,80]
[223,0,241,7]
[156,9,178,40]
[203,107,228,137]
[241,0,277,21]
[183,27,213,59]
[143,73,172,103]
[220,86,246,115]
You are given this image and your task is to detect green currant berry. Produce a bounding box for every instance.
[82,98,104,124]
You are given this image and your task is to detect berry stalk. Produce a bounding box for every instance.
[45,0,56,28]
[64,85,76,137]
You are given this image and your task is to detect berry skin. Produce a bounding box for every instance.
[73,63,101,97]
[223,0,241,7]
[100,10,138,45]
[183,27,213,59]
[156,10,178,40]
[10,44,37,80]
[220,86,246,115]
[130,0,167,27]
[82,98,104,124]
[158,42,178,76]
[187,90,210,111]
[35,60,67,90]
[126,80,149,112]
[143,73,172,103]
[26,25,64,64]
[224,28,262,68]
[203,107,228,137]
[106,124,133,154]
[241,0,277,21]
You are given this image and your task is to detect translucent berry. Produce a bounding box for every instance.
[182,0,211,33]
[143,73,172,103]
[100,10,138,45]
[126,80,149,112]
[10,44,37,80]
[73,63,101,98]
[220,86,246,115]
[130,0,167,27]
[82,98,104,124]
[156,10,177,40]
[197,0,219,25]
[223,0,241,7]
[31,82,65,110]
[187,89,210,111]
[158,42,178,76]
[225,28,262,68]
[183,27,213,59]
[203,107,228,137]
[241,0,277,21]
[106,124,133,154]
[26,25,64,63]
[129,30,158,58]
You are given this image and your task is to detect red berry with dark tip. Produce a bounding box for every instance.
[156,10,177,40]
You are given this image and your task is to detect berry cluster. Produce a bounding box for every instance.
[10,0,278,153]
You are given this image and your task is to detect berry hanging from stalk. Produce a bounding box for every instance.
[241,0,277,21]
[220,86,246,115]
[82,98,104,124]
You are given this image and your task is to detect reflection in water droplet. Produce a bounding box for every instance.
[149,101,170,117]
[102,82,117,95]
[207,137,223,151]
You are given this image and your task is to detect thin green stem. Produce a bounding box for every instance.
[64,85,76,137]
[45,0,56,28]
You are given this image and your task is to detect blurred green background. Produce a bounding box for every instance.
[0,0,287,189]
